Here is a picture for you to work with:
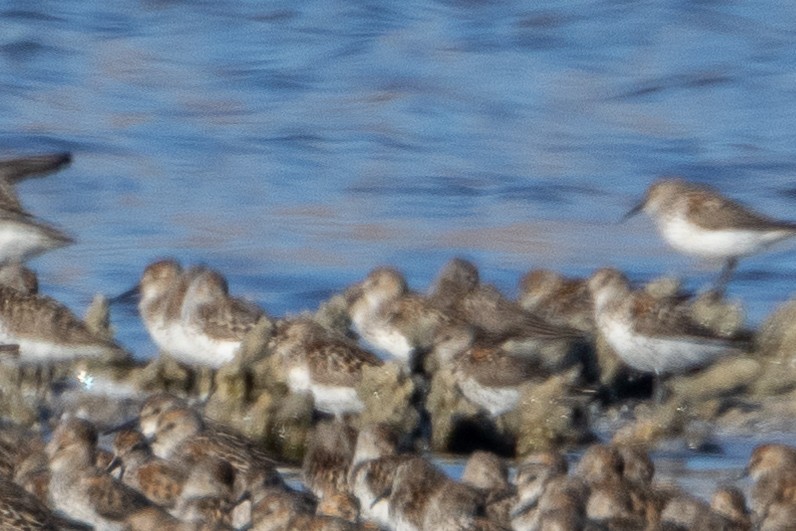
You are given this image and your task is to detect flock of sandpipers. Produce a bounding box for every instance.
[0,152,793,529]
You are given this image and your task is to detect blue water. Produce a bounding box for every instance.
[4,1,796,363]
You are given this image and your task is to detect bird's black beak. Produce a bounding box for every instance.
[102,417,139,435]
[109,285,140,305]
[620,201,644,222]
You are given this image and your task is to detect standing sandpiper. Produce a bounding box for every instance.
[587,268,746,399]
[625,177,796,290]
[132,260,266,367]
[180,267,267,367]
[131,259,193,360]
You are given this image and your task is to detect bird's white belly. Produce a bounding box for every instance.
[457,376,519,417]
[600,317,730,374]
[312,384,364,417]
[661,216,788,258]
[0,223,52,263]
[359,326,413,363]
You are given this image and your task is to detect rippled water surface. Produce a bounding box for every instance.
[4,0,796,479]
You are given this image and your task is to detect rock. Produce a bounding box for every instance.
[236,316,275,365]
[425,366,479,452]
[644,276,683,300]
[84,294,114,342]
[139,355,195,394]
[669,356,762,402]
[0,388,37,426]
[355,361,419,435]
[513,370,592,455]
[313,293,352,337]
[688,292,746,339]
[611,402,686,446]
[751,298,796,396]
[266,391,314,463]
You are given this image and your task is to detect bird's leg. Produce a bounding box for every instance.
[712,257,738,296]
[652,372,666,405]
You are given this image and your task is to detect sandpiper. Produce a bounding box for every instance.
[113,429,239,526]
[149,406,282,489]
[138,392,189,438]
[243,484,318,531]
[134,259,193,360]
[347,423,412,528]
[427,257,582,342]
[746,443,796,524]
[132,260,266,367]
[625,177,796,289]
[421,480,497,531]
[432,324,542,417]
[180,267,268,367]
[0,285,129,363]
[510,451,569,530]
[0,263,38,294]
[0,209,74,266]
[168,457,237,528]
[518,268,594,333]
[460,451,514,526]
[346,267,455,369]
[710,486,751,531]
[387,457,449,531]
[301,420,357,500]
[272,319,383,417]
[0,476,89,530]
[575,444,649,528]
[46,418,155,530]
[587,268,745,383]
[111,428,189,508]
[452,340,538,418]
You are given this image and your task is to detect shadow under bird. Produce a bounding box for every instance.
[624,177,796,291]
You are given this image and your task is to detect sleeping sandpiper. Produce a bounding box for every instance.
[347,423,412,529]
[180,267,267,367]
[0,285,128,363]
[149,406,282,487]
[427,258,581,342]
[346,267,456,371]
[133,260,266,367]
[271,319,383,417]
[625,177,796,290]
[46,418,156,530]
[517,268,594,334]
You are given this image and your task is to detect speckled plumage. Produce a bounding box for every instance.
[273,319,382,417]
[0,285,128,363]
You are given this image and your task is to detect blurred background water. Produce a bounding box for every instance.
[3,1,796,378]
